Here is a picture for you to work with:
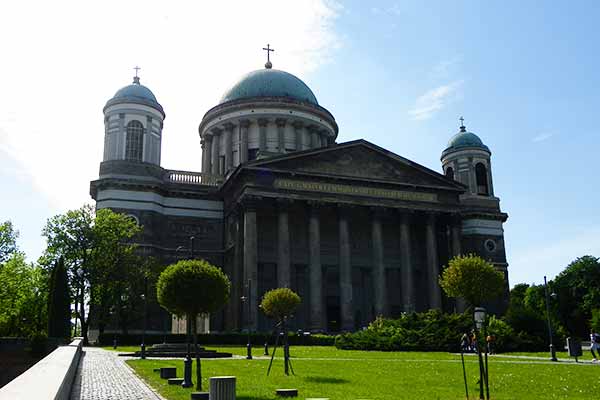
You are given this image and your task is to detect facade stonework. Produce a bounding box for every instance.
[91,68,508,333]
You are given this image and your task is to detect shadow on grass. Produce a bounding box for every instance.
[303,376,349,384]
[237,397,273,400]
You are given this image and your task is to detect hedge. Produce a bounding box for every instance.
[97,332,335,347]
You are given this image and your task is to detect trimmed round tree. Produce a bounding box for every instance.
[260,288,301,375]
[157,259,230,390]
[439,254,505,308]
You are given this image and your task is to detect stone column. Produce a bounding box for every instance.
[223,122,234,172]
[211,127,221,175]
[320,130,328,147]
[243,198,258,331]
[371,207,386,317]
[276,118,286,154]
[468,160,477,194]
[203,135,213,174]
[277,199,291,288]
[451,215,466,312]
[239,119,250,163]
[451,216,462,257]
[231,210,242,329]
[425,213,442,310]
[399,212,414,312]
[309,126,319,149]
[338,206,354,331]
[293,121,304,151]
[487,160,495,196]
[200,138,206,173]
[308,201,324,332]
[258,118,268,153]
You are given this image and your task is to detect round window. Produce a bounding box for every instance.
[484,239,497,253]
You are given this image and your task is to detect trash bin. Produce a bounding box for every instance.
[567,337,582,361]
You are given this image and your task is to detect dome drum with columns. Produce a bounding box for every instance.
[91,56,509,336]
[198,64,338,177]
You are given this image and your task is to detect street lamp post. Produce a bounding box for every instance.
[241,279,253,360]
[543,275,558,362]
[474,307,488,400]
[140,273,148,360]
[181,236,195,388]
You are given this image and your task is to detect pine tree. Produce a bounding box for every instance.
[47,257,71,338]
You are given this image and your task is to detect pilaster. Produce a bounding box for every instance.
[338,205,354,331]
[308,201,324,331]
[425,213,442,310]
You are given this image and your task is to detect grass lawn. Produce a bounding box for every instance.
[126,346,600,399]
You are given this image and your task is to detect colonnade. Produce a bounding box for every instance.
[201,118,332,176]
[240,199,462,332]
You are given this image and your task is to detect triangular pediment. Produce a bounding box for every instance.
[244,140,464,190]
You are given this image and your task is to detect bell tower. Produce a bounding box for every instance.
[102,68,165,166]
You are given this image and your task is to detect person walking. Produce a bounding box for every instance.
[590,329,600,362]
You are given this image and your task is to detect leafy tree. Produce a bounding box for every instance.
[0,220,18,263]
[439,254,505,307]
[260,288,301,376]
[157,259,230,390]
[41,204,141,344]
[0,253,48,336]
[553,255,600,336]
[47,257,71,339]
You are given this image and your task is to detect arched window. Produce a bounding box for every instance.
[125,120,144,161]
[475,163,489,195]
[445,167,454,180]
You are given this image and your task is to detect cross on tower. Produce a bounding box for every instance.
[459,116,464,126]
[134,66,141,78]
[262,44,274,62]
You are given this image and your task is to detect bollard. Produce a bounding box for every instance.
[209,376,236,400]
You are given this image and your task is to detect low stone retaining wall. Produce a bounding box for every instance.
[0,338,83,400]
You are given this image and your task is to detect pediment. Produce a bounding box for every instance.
[246,140,463,190]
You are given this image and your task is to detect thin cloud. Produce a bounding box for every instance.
[409,80,464,121]
[431,56,462,80]
[532,133,553,143]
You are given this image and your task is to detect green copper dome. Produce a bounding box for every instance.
[442,125,490,157]
[220,68,318,106]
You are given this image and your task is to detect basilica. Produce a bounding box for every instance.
[90,57,509,333]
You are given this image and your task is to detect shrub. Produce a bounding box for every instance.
[335,310,473,352]
[260,288,301,321]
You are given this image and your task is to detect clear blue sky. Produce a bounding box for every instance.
[1,1,598,287]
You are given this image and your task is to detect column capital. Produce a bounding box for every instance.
[239,195,262,211]
[257,118,269,127]
[370,206,389,219]
[223,122,235,131]
[211,127,223,135]
[239,119,251,128]
[292,120,304,129]
[276,197,294,210]
[275,118,287,127]
[307,124,320,133]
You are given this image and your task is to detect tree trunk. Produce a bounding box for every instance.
[194,315,202,391]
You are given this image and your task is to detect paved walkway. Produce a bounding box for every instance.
[70,347,164,400]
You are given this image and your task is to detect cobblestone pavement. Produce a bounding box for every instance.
[70,347,164,400]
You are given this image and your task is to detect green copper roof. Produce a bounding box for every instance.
[220,68,318,106]
[443,127,490,156]
[105,77,164,115]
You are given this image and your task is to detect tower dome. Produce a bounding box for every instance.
[219,68,319,106]
[441,118,494,197]
[101,72,165,167]
[104,76,164,116]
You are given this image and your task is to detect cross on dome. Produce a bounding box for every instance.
[262,44,275,69]
[133,66,141,84]
[459,116,466,132]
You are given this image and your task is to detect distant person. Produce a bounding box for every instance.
[590,330,600,362]
[486,334,496,354]
[460,333,469,352]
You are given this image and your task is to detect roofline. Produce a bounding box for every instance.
[104,97,166,118]
[221,139,466,192]
[198,97,337,134]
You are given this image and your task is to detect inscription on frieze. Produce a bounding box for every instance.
[168,222,217,237]
[274,179,438,202]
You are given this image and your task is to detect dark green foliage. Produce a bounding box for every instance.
[553,255,600,337]
[28,332,48,356]
[47,257,71,338]
[439,254,505,307]
[97,332,335,346]
[0,220,18,263]
[260,288,301,321]
[335,310,473,352]
[157,259,231,317]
